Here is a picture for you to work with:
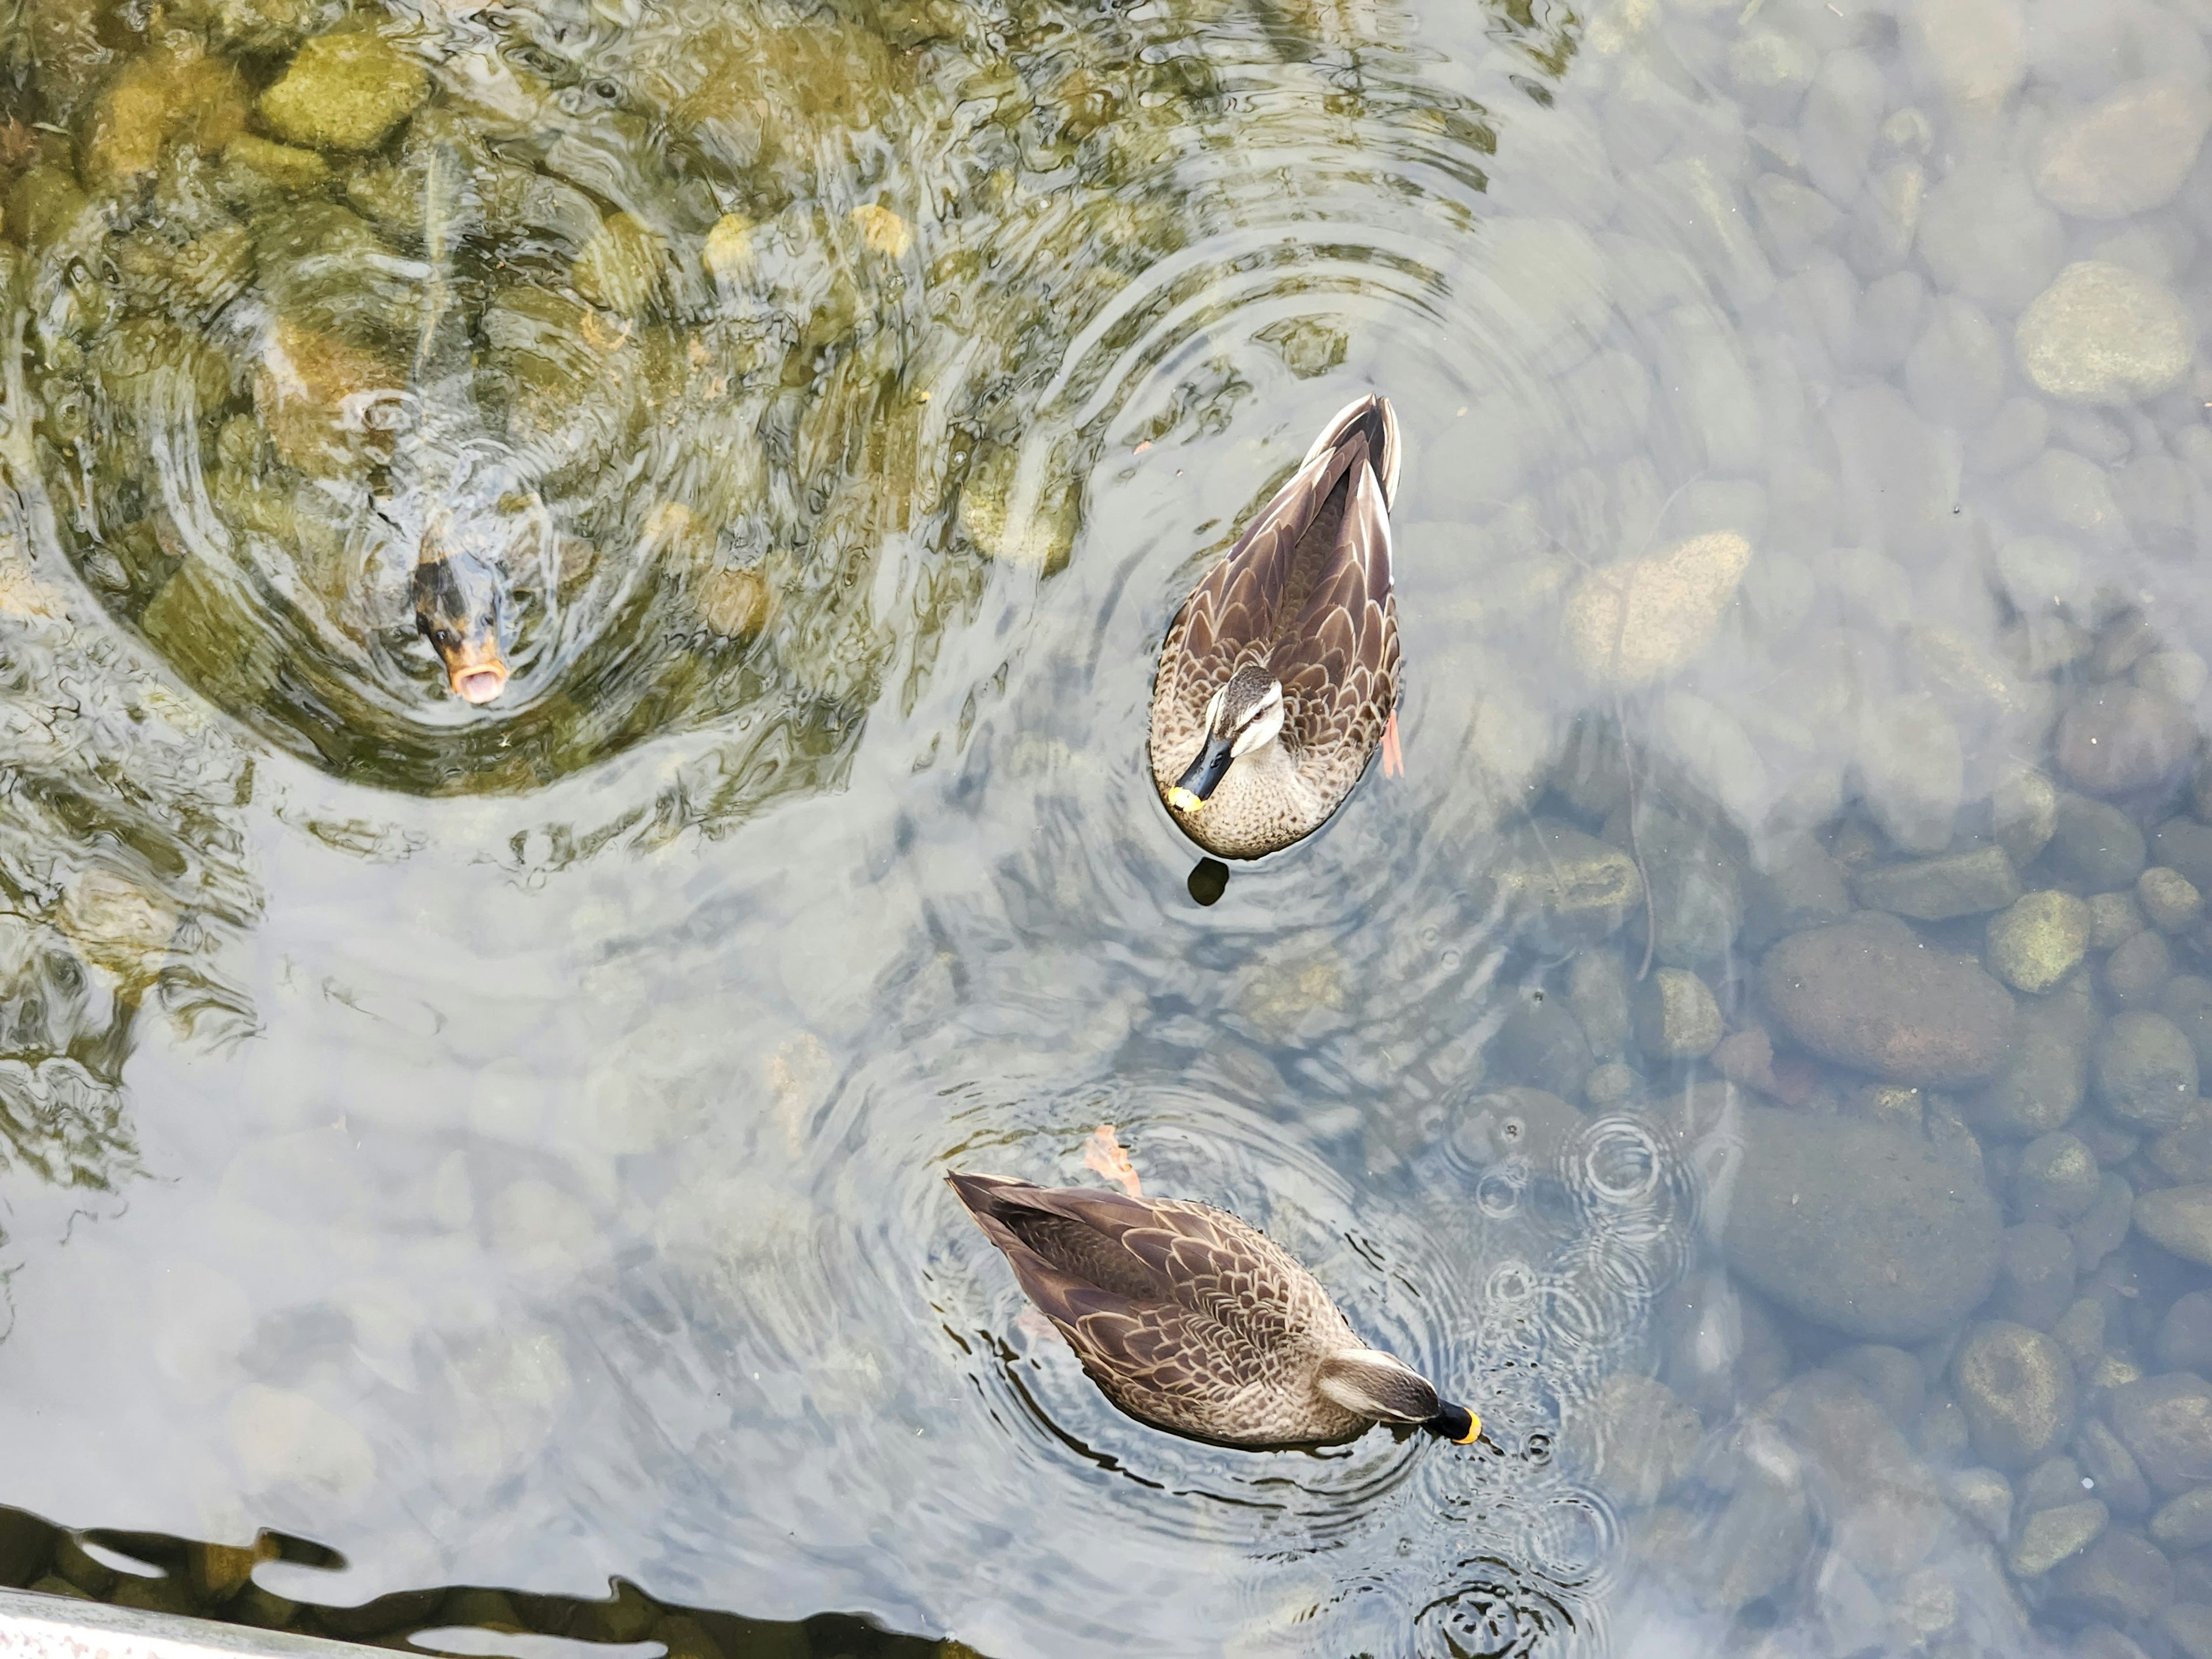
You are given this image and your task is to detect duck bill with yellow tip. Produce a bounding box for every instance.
[1167,730,1236,815]
[412,548,510,705]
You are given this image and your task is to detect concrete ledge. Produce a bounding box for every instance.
[0,1588,381,1659]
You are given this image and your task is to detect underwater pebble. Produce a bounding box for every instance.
[1854,846,2020,921]
[2136,1186,2212,1267]
[2035,81,2212,220]
[1987,891,2092,994]
[2072,1173,2137,1270]
[2082,1417,2153,1518]
[1721,1104,2002,1342]
[2138,652,2209,706]
[2152,1488,2212,1552]
[2151,818,2212,896]
[2094,1010,2198,1130]
[2110,1374,2212,1492]
[2106,930,2175,1006]
[1956,1320,2077,1469]
[2156,1293,2212,1373]
[2017,1131,2102,1224]
[1947,1465,2016,1542]
[1904,0,2024,109]
[1994,767,2060,868]
[2054,1296,2107,1369]
[1566,950,1632,1059]
[258,28,427,153]
[2141,869,2205,934]
[1855,694,1965,854]
[2091,891,2149,949]
[1992,1222,2079,1329]
[2012,1499,2110,1578]
[1634,968,1721,1059]
[1562,531,1751,688]
[1565,1373,1700,1508]
[2017,262,2196,405]
[2058,687,2198,796]
[1906,296,2006,429]
[2053,1528,2174,1624]
[1765,914,2017,1085]
[702,214,753,284]
[1483,819,1645,949]
[2052,794,2150,892]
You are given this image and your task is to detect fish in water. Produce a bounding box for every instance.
[1148,394,1402,858]
[948,1172,1481,1449]
[412,506,510,704]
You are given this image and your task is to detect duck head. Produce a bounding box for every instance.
[1316,1349,1484,1444]
[1168,663,1284,813]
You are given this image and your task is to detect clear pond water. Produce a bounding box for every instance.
[4,0,2212,1653]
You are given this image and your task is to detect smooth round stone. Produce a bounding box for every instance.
[2137,1185,2212,1266]
[1956,1320,2077,1469]
[1563,1373,1700,1508]
[2152,1488,2212,1552]
[1634,968,1721,1059]
[2018,1131,2102,1223]
[1992,1221,2080,1329]
[2057,687,2198,795]
[1988,891,2092,994]
[2051,794,2149,890]
[2152,817,2212,895]
[1721,1105,2002,1343]
[257,30,429,154]
[1855,694,1965,854]
[2035,80,2212,219]
[1766,916,2018,1085]
[1994,766,2059,867]
[2094,1010,2199,1128]
[2012,1499,2110,1578]
[2159,1294,2212,1373]
[2017,262,2196,404]
[1854,847,2022,921]
[1563,532,1753,688]
[2053,1529,2175,1624]
[2162,977,2212,1077]
[2138,651,2209,706]
[2108,930,2176,1006]
[2091,891,2149,948]
[1906,297,2006,427]
[2141,868,2205,934]
[2110,1374,2212,1492]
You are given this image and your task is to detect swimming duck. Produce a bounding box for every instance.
[1148,394,1402,859]
[948,1172,1479,1449]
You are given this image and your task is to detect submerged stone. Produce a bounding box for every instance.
[259,29,428,153]
[1855,694,1964,854]
[2136,1185,2212,1267]
[1634,968,1721,1059]
[1481,819,1644,949]
[1562,532,1751,688]
[2017,262,2195,404]
[2094,1010,2198,1129]
[2051,794,2149,890]
[2057,687,2197,796]
[2035,80,2212,219]
[2111,1374,2212,1493]
[1719,1105,2002,1342]
[2011,1499,2109,1578]
[1763,915,2017,1085]
[1955,1320,2075,1469]
[1854,846,2020,920]
[1986,891,2090,994]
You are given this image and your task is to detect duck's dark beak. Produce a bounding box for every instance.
[1168,732,1236,814]
[1426,1403,1484,1445]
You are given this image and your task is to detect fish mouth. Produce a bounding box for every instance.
[441,639,510,705]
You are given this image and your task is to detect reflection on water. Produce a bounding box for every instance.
[5,0,2212,1653]
[0,1502,951,1658]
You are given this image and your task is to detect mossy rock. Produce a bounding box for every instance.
[114,221,255,324]
[222,133,331,197]
[252,318,403,475]
[139,556,281,705]
[258,28,429,153]
[81,40,249,191]
[5,165,90,249]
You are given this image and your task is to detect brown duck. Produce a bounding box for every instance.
[1148,394,1402,859]
[949,1172,1479,1449]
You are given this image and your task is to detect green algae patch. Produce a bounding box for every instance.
[5,165,89,249]
[259,29,428,153]
[82,41,249,191]
[223,133,331,195]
